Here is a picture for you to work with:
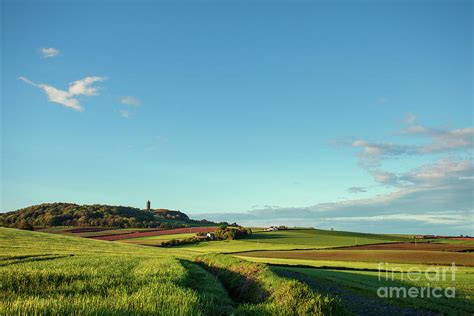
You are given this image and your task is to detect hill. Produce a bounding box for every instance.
[0,203,219,229]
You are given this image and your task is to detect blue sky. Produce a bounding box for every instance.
[2,0,473,234]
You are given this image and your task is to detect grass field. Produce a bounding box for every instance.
[91,227,217,241]
[119,233,197,245]
[176,229,411,253]
[2,226,472,315]
[0,227,340,315]
[429,238,474,246]
[236,249,474,266]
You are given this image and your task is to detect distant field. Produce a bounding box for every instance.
[337,242,474,252]
[234,255,474,272]
[429,238,474,246]
[247,229,410,245]
[177,229,411,253]
[119,233,197,245]
[235,249,474,266]
[91,226,217,241]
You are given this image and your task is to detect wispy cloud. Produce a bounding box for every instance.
[119,110,130,118]
[19,76,106,111]
[352,114,473,168]
[120,96,140,106]
[348,186,367,193]
[40,47,60,58]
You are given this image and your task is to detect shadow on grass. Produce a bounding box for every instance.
[0,254,74,267]
[246,233,290,241]
[193,259,269,304]
[178,259,235,315]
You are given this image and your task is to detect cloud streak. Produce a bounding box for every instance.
[120,96,140,106]
[352,114,473,167]
[19,76,106,111]
[40,47,60,58]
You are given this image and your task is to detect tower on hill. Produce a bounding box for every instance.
[146,200,151,211]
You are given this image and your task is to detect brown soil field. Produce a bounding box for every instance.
[64,227,114,233]
[337,242,474,252]
[238,249,474,266]
[91,226,217,241]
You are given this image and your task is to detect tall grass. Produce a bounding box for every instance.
[195,254,345,315]
[0,227,347,315]
[0,228,234,315]
[2,255,210,315]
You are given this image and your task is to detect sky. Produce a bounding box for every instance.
[1,0,473,235]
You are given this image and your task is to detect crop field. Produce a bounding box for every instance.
[336,242,474,252]
[246,229,410,245]
[91,226,217,241]
[0,227,343,315]
[236,249,474,266]
[119,233,197,246]
[2,226,472,315]
[176,229,411,253]
[428,238,474,246]
[273,266,474,315]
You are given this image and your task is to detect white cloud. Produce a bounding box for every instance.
[352,116,473,167]
[120,96,140,106]
[19,76,105,111]
[119,110,130,118]
[40,48,60,58]
[68,77,105,96]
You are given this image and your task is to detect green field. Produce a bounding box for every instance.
[428,238,474,246]
[175,229,410,253]
[0,227,340,315]
[236,249,474,266]
[119,233,197,245]
[1,226,472,315]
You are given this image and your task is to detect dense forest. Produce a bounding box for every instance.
[0,203,219,229]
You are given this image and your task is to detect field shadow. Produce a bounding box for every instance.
[178,259,235,315]
[0,254,74,267]
[193,259,269,304]
[246,233,289,241]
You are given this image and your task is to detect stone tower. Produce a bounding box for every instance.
[146,200,151,211]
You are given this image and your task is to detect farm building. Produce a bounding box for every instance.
[264,226,278,232]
